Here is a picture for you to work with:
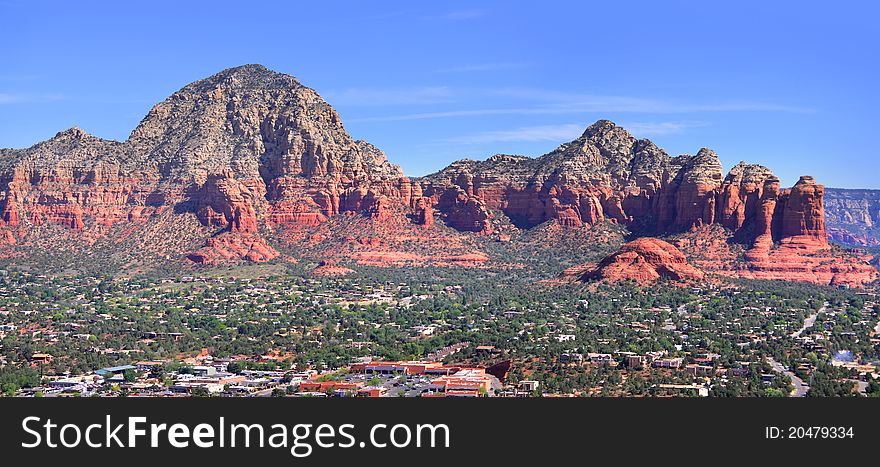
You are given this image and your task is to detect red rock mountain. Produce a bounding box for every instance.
[419,120,825,246]
[574,238,704,285]
[0,65,415,264]
[418,121,874,286]
[0,65,874,286]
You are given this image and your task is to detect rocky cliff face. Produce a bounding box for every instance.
[420,121,874,286]
[824,188,880,247]
[0,65,417,264]
[0,65,872,286]
[420,120,827,249]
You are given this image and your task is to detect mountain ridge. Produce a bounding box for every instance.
[0,64,874,286]
[824,187,880,247]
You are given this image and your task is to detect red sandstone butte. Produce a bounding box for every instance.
[186,233,279,265]
[578,238,705,285]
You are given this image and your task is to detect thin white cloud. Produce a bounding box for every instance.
[323,86,455,106]
[358,9,485,22]
[65,95,160,105]
[435,62,531,73]
[446,120,708,145]
[492,88,812,113]
[448,123,585,144]
[620,120,708,136]
[670,101,811,113]
[346,95,810,122]
[347,108,540,123]
[329,84,809,118]
[0,93,64,104]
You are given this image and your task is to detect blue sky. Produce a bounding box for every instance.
[1,1,877,188]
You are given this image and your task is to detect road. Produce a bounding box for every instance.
[767,356,809,397]
[250,387,275,397]
[790,302,827,338]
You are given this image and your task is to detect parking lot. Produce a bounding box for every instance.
[341,372,437,397]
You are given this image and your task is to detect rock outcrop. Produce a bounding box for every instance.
[778,176,827,248]
[194,171,260,234]
[675,225,877,288]
[437,187,493,234]
[186,233,279,265]
[412,197,434,228]
[575,238,704,285]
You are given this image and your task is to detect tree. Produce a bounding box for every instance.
[866,379,880,397]
[149,366,165,379]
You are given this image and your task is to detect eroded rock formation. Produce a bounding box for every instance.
[0,65,422,264]
[419,121,830,249]
[0,64,873,286]
[575,238,704,285]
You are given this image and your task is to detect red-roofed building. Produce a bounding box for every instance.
[299,381,363,393]
[425,368,495,397]
[30,353,53,364]
[350,361,459,375]
[357,386,387,397]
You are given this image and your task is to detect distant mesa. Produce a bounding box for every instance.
[824,188,880,247]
